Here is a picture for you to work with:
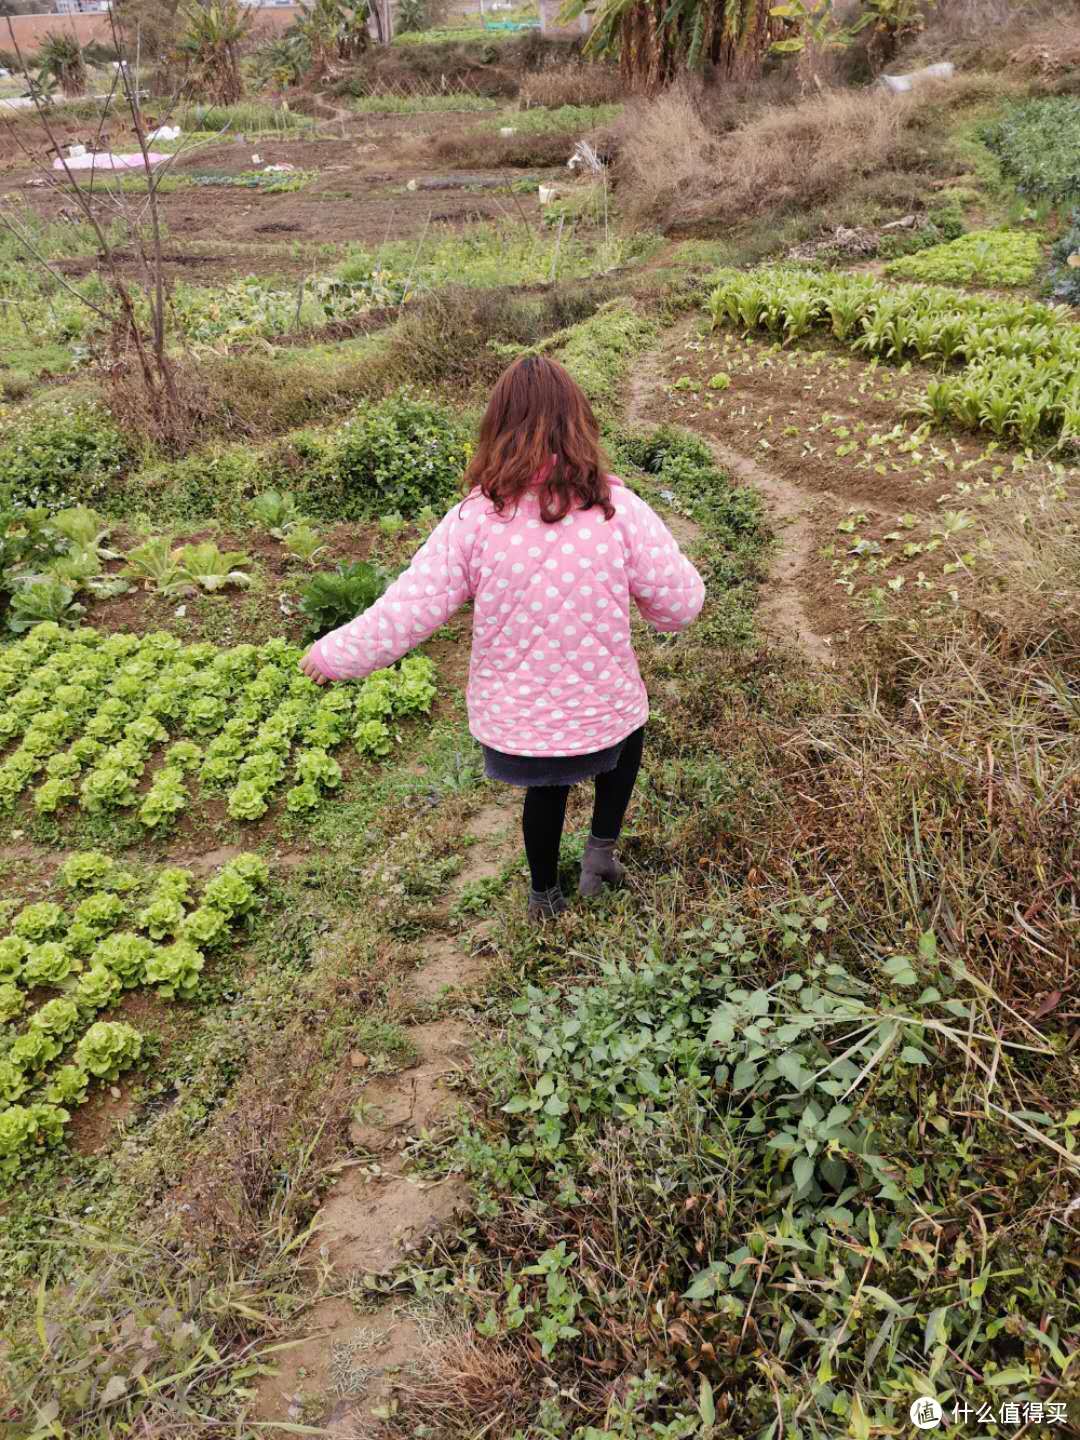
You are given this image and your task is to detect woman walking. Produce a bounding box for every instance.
[301,354,705,919]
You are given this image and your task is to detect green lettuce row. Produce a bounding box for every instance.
[705,267,1080,447]
[0,625,440,826]
[0,853,271,1181]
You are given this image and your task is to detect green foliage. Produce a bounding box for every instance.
[6,578,82,634]
[143,940,204,1000]
[249,488,304,538]
[0,625,438,827]
[0,1105,68,1180]
[175,0,253,106]
[0,403,127,513]
[980,97,1080,204]
[490,103,622,134]
[73,1020,143,1082]
[297,561,396,641]
[706,266,1080,447]
[885,229,1041,287]
[549,301,658,421]
[122,539,251,595]
[1048,208,1080,306]
[316,394,468,520]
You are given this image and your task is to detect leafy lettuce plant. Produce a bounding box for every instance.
[22,943,74,987]
[94,932,155,988]
[0,936,30,977]
[74,1020,143,1081]
[0,983,25,1023]
[29,997,80,1042]
[60,850,115,889]
[7,578,83,634]
[139,768,189,828]
[201,869,256,919]
[75,964,123,1011]
[73,891,127,935]
[44,1065,89,1107]
[10,1027,62,1073]
[144,941,204,1000]
[298,562,396,642]
[179,905,229,948]
[354,718,393,758]
[174,543,252,594]
[0,1057,29,1103]
[13,902,64,941]
[137,896,185,941]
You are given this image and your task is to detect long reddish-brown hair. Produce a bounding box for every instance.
[464,353,614,524]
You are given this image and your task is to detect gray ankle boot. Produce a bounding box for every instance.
[527,885,568,921]
[579,836,626,897]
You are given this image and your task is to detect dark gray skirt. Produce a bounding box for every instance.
[483,732,633,788]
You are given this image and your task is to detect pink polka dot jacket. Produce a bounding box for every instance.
[306,476,706,757]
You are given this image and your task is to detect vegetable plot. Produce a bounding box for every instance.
[0,624,438,828]
[0,851,269,1183]
[706,268,1080,448]
[885,229,1041,288]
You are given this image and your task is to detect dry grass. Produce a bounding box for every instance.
[388,1326,537,1437]
[902,0,1080,78]
[518,62,626,109]
[615,71,1018,230]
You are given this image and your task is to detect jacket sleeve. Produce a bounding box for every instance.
[625,496,706,634]
[307,506,472,681]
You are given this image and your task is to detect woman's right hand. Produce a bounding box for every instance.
[299,649,329,685]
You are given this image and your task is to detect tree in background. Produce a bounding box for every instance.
[175,0,252,104]
[290,0,371,77]
[34,32,88,98]
[563,0,785,90]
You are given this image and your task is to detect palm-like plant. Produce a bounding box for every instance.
[36,32,88,99]
[175,0,253,105]
[291,0,370,76]
[560,0,783,89]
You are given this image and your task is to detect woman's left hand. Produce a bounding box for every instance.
[299,649,329,685]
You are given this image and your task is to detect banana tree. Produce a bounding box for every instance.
[559,0,785,90]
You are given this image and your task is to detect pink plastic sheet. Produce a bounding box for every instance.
[52,151,168,171]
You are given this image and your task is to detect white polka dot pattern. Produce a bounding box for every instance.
[307,478,706,756]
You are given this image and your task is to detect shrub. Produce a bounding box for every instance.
[1048,207,1080,304]
[0,403,128,513]
[980,96,1080,203]
[307,393,469,520]
[297,561,398,641]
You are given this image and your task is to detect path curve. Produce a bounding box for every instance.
[626,332,835,668]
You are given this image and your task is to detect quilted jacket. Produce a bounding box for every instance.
[307,477,706,757]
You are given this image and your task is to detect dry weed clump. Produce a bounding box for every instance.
[518,62,626,109]
[615,72,1014,229]
[902,0,1080,77]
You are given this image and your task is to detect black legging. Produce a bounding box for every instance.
[522,727,645,892]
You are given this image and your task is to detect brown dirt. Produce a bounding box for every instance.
[626,322,833,663]
[252,797,517,1431]
[0,113,563,284]
[650,320,1070,651]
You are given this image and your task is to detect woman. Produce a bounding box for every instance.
[301,353,705,919]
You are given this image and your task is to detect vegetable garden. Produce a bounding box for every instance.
[0,24,1077,1440]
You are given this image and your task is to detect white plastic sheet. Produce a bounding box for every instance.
[879,61,955,93]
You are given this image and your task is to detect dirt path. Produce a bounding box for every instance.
[253,797,519,1434]
[625,331,835,667]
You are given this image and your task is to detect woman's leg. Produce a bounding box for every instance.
[581,727,645,896]
[591,726,645,840]
[522,783,570,915]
